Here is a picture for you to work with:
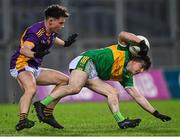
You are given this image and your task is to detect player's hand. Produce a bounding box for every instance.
[64,33,78,47]
[152,110,171,122]
[34,50,50,58]
[138,40,149,57]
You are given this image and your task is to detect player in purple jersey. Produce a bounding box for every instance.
[9,4,78,131]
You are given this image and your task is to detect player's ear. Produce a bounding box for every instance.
[128,60,133,66]
[48,18,54,25]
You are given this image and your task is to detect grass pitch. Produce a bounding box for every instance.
[0,100,180,136]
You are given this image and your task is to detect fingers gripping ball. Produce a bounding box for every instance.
[137,35,150,49]
[129,35,150,57]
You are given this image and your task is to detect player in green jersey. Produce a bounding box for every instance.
[34,31,171,129]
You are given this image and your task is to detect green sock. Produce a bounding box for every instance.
[113,112,125,123]
[41,96,54,106]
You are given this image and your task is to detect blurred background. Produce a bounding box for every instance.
[0,0,180,103]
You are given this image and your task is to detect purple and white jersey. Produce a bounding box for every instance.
[10,21,57,71]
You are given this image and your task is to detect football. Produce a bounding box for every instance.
[129,45,141,56]
[129,35,150,57]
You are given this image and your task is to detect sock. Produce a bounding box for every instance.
[113,112,125,123]
[43,107,54,117]
[41,96,54,106]
[19,113,27,121]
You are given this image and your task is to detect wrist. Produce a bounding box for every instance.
[64,41,68,47]
[34,52,38,58]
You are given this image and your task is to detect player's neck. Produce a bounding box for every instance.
[44,20,51,34]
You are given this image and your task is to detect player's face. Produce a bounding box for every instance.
[127,60,144,75]
[48,17,66,33]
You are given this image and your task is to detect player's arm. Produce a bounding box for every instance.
[126,87,171,122]
[20,41,49,58]
[126,87,155,113]
[54,33,78,47]
[118,31,141,46]
[20,41,35,58]
[118,31,149,57]
[54,37,65,47]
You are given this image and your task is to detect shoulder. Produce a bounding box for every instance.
[107,44,118,51]
[107,44,129,54]
[26,21,45,37]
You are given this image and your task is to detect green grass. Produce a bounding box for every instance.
[0,100,180,136]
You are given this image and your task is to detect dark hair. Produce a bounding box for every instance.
[131,56,151,70]
[44,4,69,19]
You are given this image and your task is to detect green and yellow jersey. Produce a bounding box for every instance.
[81,44,133,88]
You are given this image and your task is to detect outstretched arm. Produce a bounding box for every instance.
[126,87,171,122]
[54,33,78,47]
[126,87,155,113]
[54,37,65,47]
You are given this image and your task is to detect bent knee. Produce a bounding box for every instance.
[68,85,82,95]
[24,88,37,96]
[108,89,119,99]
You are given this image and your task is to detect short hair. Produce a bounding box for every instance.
[44,4,69,19]
[131,56,151,70]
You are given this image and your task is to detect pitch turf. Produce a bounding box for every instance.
[0,100,180,136]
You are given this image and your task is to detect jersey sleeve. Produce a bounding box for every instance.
[118,41,128,48]
[25,32,39,46]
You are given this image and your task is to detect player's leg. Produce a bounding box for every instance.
[86,79,122,115]
[34,69,88,127]
[17,79,24,91]
[17,71,37,114]
[15,71,36,131]
[35,68,69,128]
[86,79,141,129]
[50,69,88,98]
[36,68,69,108]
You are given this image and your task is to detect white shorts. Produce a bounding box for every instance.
[69,56,98,80]
[10,66,42,79]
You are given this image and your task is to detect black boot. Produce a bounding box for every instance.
[15,119,35,131]
[33,101,64,129]
[118,118,141,129]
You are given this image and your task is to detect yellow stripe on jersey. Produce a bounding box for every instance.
[16,55,29,70]
[108,45,126,81]
[20,29,27,47]
[36,28,44,35]
[16,29,32,70]
[80,56,89,64]
[36,28,45,37]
